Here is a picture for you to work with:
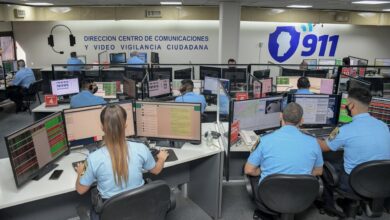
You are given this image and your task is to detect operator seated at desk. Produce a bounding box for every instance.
[7,59,36,113]
[244,102,324,219]
[67,52,84,72]
[295,76,313,94]
[127,51,145,66]
[317,87,390,213]
[175,79,207,113]
[75,104,169,219]
[70,80,106,108]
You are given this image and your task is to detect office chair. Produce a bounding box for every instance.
[23,80,42,114]
[323,160,390,218]
[99,180,175,220]
[246,174,319,220]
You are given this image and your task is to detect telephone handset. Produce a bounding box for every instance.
[239,130,259,148]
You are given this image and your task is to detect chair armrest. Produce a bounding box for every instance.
[322,161,339,187]
[168,189,176,212]
[317,176,324,198]
[244,175,254,200]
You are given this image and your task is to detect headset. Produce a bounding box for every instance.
[47,24,76,54]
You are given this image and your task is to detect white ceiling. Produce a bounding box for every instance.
[0,0,389,12]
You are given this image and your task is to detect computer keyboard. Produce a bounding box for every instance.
[305,127,335,137]
[150,148,178,162]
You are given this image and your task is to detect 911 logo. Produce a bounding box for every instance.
[268,23,340,63]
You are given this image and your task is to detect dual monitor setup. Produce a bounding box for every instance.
[5,101,202,188]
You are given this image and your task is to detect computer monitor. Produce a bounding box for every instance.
[148,79,171,98]
[150,68,172,81]
[260,78,273,96]
[151,52,159,64]
[338,93,352,124]
[308,78,334,95]
[138,52,147,63]
[135,101,201,142]
[231,96,283,132]
[253,69,270,79]
[63,102,135,147]
[303,59,318,70]
[123,77,137,99]
[347,77,372,92]
[2,60,18,73]
[222,68,247,83]
[124,67,146,82]
[281,68,304,76]
[51,78,80,96]
[174,68,192,79]
[375,58,390,76]
[110,53,126,64]
[318,59,336,70]
[77,55,86,64]
[288,94,340,127]
[369,97,390,126]
[95,82,117,99]
[349,56,368,77]
[199,66,221,80]
[5,112,69,187]
[203,76,230,95]
[276,76,299,92]
[304,69,329,78]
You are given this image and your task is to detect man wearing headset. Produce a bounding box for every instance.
[175,79,207,113]
[70,81,106,108]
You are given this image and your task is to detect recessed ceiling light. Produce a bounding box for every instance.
[160,1,182,5]
[352,1,390,4]
[286,5,313,8]
[270,9,286,14]
[25,2,54,6]
[383,8,390,11]
[50,7,72,13]
[358,12,377,17]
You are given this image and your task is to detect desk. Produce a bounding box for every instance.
[0,123,224,219]
[32,103,70,121]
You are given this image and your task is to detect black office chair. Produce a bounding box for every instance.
[249,174,319,220]
[323,160,390,218]
[99,180,175,220]
[23,80,42,114]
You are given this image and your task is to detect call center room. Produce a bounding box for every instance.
[1,0,390,220]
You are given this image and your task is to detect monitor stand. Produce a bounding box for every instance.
[156,140,185,149]
[33,163,59,181]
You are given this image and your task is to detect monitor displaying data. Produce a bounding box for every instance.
[203,76,230,95]
[148,79,171,98]
[369,98,390,126]
[375,58,390,75]
[222,68,247,83]
[288,94,340,127]
[135,102,201,142]
[110,53,126,64]
[232,96,283,132]
[338,93,352,124]
[318,59,336,70]
[125,67,146,82]
[95,82,117,99]
[123,77,137,99]
[51,78,80,96]
[63,102,135,147]
[174,68,192,79]
[199,66,221,80]
[5,112,69,187]
[253,69,270,79]
[276,76,299,92]
[150,68,172,81]
[303,59,318,70]
[281,68,304,76]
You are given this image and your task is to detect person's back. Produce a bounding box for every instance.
[67,52,84,72]
[13,67,36,89]
[175,79,207,113]
[295,76,313,94]
[70,82,106,108]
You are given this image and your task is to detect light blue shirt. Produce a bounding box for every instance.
[80,141,156,199]
[295,88,313,94]
[326,113,390,174]
[70,90,106,108]
[67,57,84,72]
[175,92,207,113]
[127,56,145,66]
[248,125,324,183]
[12,67,36,88]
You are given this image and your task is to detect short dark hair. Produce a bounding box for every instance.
[348,87,372,106]
[181,79,194,91]
[70,52,77,58]
[283,102,303,125]
[297,76,310,89]
[342,57,350,66]
[17,59,25,68]
[228,58,236,64]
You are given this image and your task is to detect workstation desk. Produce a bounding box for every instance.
[0,123,224,219]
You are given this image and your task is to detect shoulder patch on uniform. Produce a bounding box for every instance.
[328,127,340,141]
[250,138,260,152]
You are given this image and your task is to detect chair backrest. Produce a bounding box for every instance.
[350,160,390,199]
[100,180,171,220]
[27,80,42,95]
[258,174,319,214]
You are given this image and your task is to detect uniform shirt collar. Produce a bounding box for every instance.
[352,112,370,120]
[183,92,195,96]
[297,89,310,93]
[280,125,300,133]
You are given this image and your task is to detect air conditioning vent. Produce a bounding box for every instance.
[145,10,162,18]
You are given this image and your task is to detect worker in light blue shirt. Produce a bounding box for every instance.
[245,102,323,183]
[67,52,84,72]
[70,81,106,108]
[295,76,313,94]
[7,59,36,112]
[318,88,390,214]
[127,51,145,66]
[175,79,207,113]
